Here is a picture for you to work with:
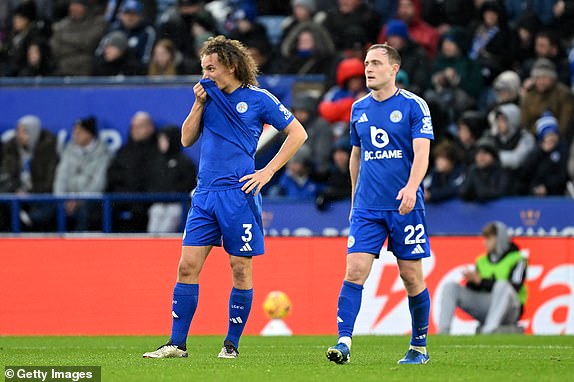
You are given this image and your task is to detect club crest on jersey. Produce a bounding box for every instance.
[347,235,355,248]
[390,110,402,123]
[236,102,248,113]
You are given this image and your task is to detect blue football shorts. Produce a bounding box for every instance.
[182,187,264,256]
[347,208,431,260]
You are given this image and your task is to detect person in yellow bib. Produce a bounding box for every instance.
[438,221,527,334]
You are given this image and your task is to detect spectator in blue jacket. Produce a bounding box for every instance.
[269,145,321,200]
[108,0,156,66]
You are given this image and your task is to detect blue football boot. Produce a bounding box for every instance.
[326,342,350,364]
[397,348,429,364]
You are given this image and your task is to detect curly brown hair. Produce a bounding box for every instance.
[200,35,259,87]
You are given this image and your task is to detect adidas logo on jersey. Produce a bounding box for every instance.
[240,243,252,252]
[411,244,425,254]
[358,113,369,123]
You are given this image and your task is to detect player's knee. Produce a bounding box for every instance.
[231,262,250,281]
[345,267,369,284]
[399,268,419,289]
[178,260,198,279]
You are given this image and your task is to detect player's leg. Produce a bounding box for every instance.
[390,210,431,364]
[396,258,430,363]
[216,188,263,358]
[326,252,375,364]
[144,189,220,359]
[218,255,254,359]
[327,209,384,364]
[143,245,211,358]
[481,280,521,334]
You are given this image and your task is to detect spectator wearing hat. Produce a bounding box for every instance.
[425,27,483,139]
[459,136,509,202]
[318,57,367,125]
[108,0,156,66]
[508,11,541,70]
[455,110,488,166]
[315,137,352,210]
[521,30,571,87]
[520,57,574,138]
[156,0,218,73]
[268,144,321,200]
[226,2,271,58]
[381,0,438,60]
[50,0,107,75]
[1,115,59,231]
[279,0,325,49]
[0,1,43,76]
[382,18,430,94]
[424,140,465,203]
[53,116,112,231]
[279,20,335,75]
[105,0,158,25]
[468,1,511,86]
[486,70,521,114]
[485,104,535,194]
[290,92,334,178]
[519,112,569,196]
[321,0,381,51]
[93,30,144,75]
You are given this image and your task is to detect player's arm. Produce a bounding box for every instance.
[240,118,308,195]
[396,137,430,215]
[349,145,361,207]
[181,82,207,147]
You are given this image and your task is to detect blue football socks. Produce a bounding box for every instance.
[409,288,430,347]
[170,282,199,347]
[225,287,253,348]
[337,280,364,339]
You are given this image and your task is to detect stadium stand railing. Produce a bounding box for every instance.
[0,192,190,233]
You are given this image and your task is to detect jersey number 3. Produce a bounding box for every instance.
[404,224,426,244]
[242,224,253,243]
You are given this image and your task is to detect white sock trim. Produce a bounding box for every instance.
[338,336,352,349]
[409,345,427,355]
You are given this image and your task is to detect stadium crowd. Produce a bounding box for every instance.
[1,0,574,232]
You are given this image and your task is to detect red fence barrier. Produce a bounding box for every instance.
[1,237,572,335]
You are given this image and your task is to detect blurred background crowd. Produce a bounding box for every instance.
[1,0,574,233]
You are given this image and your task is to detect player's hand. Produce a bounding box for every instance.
[193,82,207,105]
[396,186,416,215]
[240,168,274,196]
[463,269,481,284]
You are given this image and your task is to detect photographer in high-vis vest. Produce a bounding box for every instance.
[438,221,528,334]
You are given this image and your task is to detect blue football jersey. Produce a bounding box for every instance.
[350,89,434,210]
[198,84,294,189]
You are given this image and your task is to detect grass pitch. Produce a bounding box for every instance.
[1,335,573,382]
